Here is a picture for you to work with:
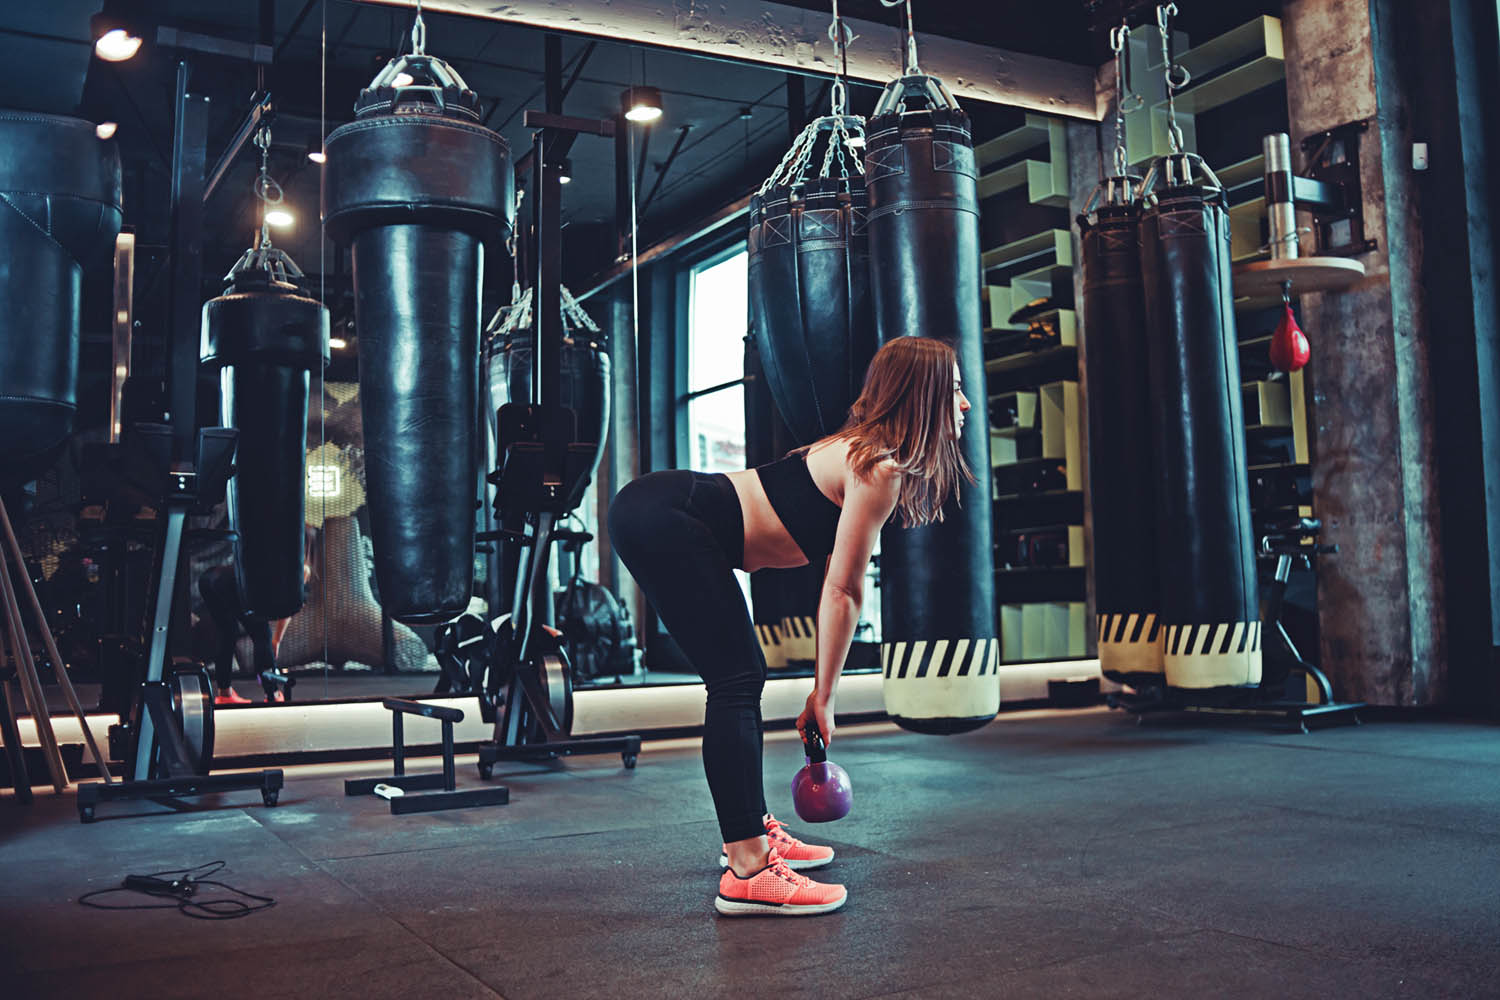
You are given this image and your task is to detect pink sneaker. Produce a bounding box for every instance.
[715,849,847,917]
[719,813,835,871]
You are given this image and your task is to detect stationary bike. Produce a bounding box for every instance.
[469,403,640,777]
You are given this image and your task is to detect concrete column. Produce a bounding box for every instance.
[1281,0,1446,704]
[598,286,646,643]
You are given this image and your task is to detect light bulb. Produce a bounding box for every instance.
[625,105,662,123]
[96,122,118,140]
[307,150,327,164]
[265,209,294,228]
[95,28,142,62]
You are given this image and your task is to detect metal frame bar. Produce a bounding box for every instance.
[358,0,1100,119]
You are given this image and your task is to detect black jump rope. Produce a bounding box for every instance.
[78,861,277,920]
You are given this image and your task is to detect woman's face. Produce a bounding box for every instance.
[952,362,970,438]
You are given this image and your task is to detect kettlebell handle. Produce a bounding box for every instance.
[802,719,828,764]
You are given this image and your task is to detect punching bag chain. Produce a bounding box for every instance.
[1155,3,1190,154]
[1109,23,1143,178]
[878,0,921,76]
[410,0,427,57]
[252,125,284,251]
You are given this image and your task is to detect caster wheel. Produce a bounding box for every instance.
[79,807,95,823]
[622,753,637,770]
[478,762,494,780]
[262,790,279,807]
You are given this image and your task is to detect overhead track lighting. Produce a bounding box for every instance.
[92,21,142,62]
[95,122,119,140]
[621,86,663,124]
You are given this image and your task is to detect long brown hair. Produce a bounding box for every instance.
[796,336,976,527]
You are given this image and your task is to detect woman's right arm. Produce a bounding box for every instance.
[799,464,900,744]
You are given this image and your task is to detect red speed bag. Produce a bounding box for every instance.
[1269,303,1311,373]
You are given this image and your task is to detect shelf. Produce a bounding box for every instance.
[974,114,1054,169]
[981,229,1071,273]
[991,425,1041,440]
[1153,16,1286,115]
[993,490,1085,530]
[977,159,1069,207]
[994,565,1086,603]
[985,345,1078,394]
[1217,153,1267,190]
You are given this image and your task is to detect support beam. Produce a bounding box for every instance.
[358,0,1100,119]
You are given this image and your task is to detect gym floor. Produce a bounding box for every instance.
[2,707,1496,999]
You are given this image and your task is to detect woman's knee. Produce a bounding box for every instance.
[704,666,765,712]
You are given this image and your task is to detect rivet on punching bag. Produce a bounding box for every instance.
[200,231,330,621]
[863,66,998,734]
[1137,151,1261,690]
[1269,302,1310,373]
[322,43,514,624]
[0,113,122,479]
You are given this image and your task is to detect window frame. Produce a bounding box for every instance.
[675,238,750,469]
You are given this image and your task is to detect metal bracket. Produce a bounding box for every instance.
[1300,119,1377,257]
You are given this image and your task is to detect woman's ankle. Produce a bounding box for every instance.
[724,834,770,876]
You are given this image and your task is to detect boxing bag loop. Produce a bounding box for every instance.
[1137,153,1261,690]
[200,243,330,621]
[323,51,514,625]
[749,108,874,446]
[0,113,123,479]
[1077,176,1164,686]
[863,74,997,734]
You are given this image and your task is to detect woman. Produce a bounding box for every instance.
[608,336,973,917]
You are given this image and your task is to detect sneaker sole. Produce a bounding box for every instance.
[714,891,847,917]
[719,851,834,871]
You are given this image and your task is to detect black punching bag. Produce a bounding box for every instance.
[748,168,875,444]
[200,249,329,620]
[323,54,513,624]
[744,335,823,669]
[863,76,997,733]
[1077,178,1164,687]
[1138,155,1260,690]
[0,113,122,479]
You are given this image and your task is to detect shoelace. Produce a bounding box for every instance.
[766,851,813,888]
[765,816,797,844]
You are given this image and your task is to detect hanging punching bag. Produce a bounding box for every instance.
[323,52,513,624]
[864,74,998,733]
[485,286,611,615]
[747,128,876,445]
[1138,154,1260,690]
[1077,177,1164,687]
[0,113,122,480]
[200,247,329,620]
[744,335,823,669]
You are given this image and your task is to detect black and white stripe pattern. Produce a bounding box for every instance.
[881,638,1000,679]
[1163,621,1262,657]
[1096,612,1162,647]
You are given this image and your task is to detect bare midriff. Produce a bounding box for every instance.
[725,439,847,574]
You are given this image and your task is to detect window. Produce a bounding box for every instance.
[685,247,748,476]
[685,246,750,604]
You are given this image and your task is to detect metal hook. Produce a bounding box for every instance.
[411,0,427,56]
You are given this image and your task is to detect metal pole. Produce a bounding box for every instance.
[167,62,208,461]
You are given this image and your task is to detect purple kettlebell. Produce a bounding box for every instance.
[791,719,852,822]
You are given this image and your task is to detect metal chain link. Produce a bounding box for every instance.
[411,0,427,56]
[878,0,920,74]
[1108,23,1144,177]
[1156,3,1189,154]
[252,125,283,250]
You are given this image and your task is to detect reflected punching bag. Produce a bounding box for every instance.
[0,113,122,479]
[748,116,876,444]
[864,75,997,733]
[323,50,513,624]
[485,286,611,615]
[1077,177,1164,686]
[1137,154,1260,690]
[200,246,329,620]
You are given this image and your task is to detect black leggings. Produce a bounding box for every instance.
[608,470,769,843]
[198,566,274,691]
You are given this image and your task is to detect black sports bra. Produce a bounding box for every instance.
[755,451,842,561]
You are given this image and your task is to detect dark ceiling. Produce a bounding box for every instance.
[0,0,1280,423]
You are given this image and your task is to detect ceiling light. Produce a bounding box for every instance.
[558,158,573,184]
[265,209,294,228]
[94,27,142,62]
[392,72,415,88]
[96,122,119,140]
[328,337,348,350]
[307,149,327,164]
[621,86,663,124]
